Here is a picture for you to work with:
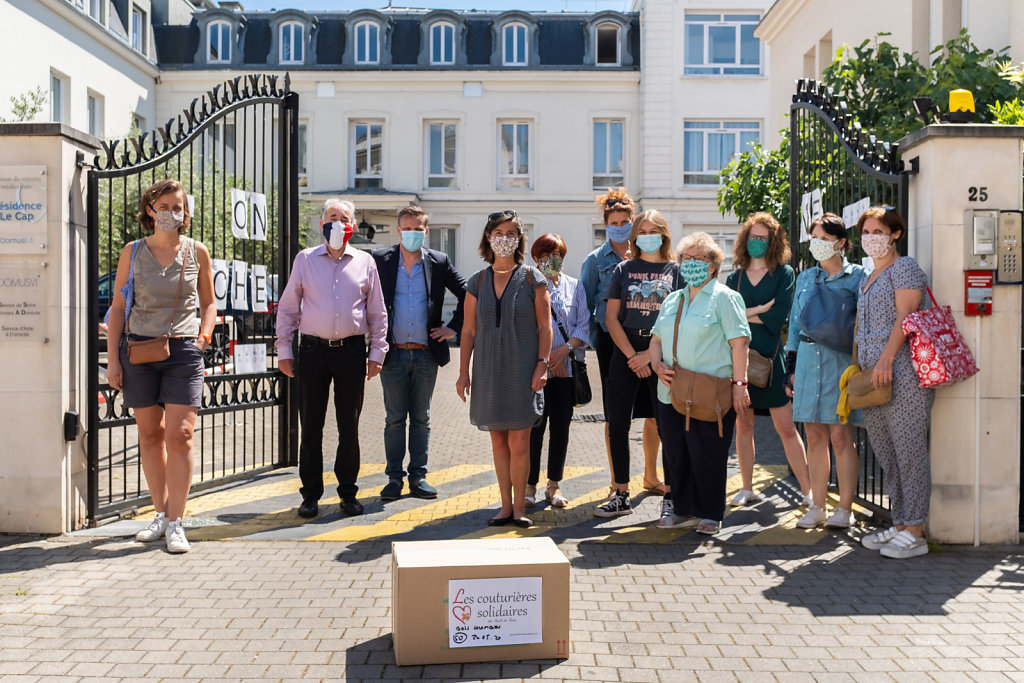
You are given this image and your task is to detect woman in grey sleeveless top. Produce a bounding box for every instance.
[105,179,216,553]
[456,211,552,528]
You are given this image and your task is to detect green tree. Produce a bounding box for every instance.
[716,135,789,223]
[0,87,48,123]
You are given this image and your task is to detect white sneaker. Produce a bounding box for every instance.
[825,508,853,529]
[796,506,827,529]
[861,526,900,551]
[165,519,190,553]
[729,489,760,506]
[801,494,813,507]
[879,530,929,559]
[135,512,168,542]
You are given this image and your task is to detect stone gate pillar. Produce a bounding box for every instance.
[900,124,1024,544]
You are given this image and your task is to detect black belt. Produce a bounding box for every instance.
[799,334,817,344]
[623,327,653,338]
[302,334,363,348]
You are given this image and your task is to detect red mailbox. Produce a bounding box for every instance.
[964,270,993,316]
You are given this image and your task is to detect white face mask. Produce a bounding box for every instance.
[860,233,892,259]
[154,210,184,233]
[809,237,840,262]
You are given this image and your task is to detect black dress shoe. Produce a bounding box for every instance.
[409,479,438,499]
[341,497,364,516]
[380,480,403,501]
[513,517,533,528]
[487,515,513,527]
[298,499,319,518]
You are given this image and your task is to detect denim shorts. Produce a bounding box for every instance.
[119,336,205,408]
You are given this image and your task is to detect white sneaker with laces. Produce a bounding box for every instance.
[655,499,674,527]
[861,526,900,550]
[796,506,827,529]
[729,489,759,507]
[879,530,928,559]
[135,512,168,542]
[824,508,853,529]
[165,519,190,553]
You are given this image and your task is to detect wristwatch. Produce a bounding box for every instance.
[731,379,748,387]
[537,357,550,366]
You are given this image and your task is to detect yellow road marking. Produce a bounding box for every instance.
[306,466,602,542]
[187,464,490,541]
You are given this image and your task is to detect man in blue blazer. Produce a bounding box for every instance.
[372,206,467,500]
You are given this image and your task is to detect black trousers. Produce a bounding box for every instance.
[605,333,660,485]
[528,376,574,485]
[658,401,737,522]
[296,336,366,501]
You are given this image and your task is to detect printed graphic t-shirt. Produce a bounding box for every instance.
[603,259,683,331]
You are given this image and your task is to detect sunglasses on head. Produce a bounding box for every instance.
[488,209,517,221]
[604,198,631,208]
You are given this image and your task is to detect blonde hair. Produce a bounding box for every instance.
[677,232,725,278]
[628,209,674,261]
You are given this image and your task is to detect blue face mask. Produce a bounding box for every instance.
[400,229,425,252]
[746,237,769,258]
[636,234,663,254]
[680,259,711,285]
[606,223,633,244]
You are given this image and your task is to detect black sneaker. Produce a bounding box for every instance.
[380,480,403,501]
[593,490,632,518]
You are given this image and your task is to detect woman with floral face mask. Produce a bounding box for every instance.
[105,179,216,554]
[594,210,683,520]
[525,234,589,509]
[726,212,811,511]
[457,211,552,528]
[785,214,867,530]
[854,207,933,559]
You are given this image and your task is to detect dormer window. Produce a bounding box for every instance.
[596,23,619,65]
[208,20,231,63]
[503,23,527,65]
[280,21,303,63]
[355,21,380,65]
[430,22,455,65]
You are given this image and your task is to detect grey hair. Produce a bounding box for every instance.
[677,231,725,277]
[322,198,355,220]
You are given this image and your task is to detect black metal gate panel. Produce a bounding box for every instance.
[87,74,300,523]
[788,79,912,515]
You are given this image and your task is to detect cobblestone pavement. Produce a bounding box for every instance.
[2,355,1023,681]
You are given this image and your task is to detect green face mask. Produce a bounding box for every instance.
[746,237,769,258]
[537,255,563,278]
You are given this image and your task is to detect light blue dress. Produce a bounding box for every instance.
[785,261,866,424]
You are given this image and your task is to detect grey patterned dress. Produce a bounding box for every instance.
[856,256,934,527]
[466,265,547,431]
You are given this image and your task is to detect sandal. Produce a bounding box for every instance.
[545,482,569,508]
[696,519,721,535]
[524,484,537,507]
[643,478,669,496]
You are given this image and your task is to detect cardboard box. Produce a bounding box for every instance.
[391,537,570,666]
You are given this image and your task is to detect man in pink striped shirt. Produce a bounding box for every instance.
[276,198,388,519]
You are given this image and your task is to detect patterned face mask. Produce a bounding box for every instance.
[536,255,563,278]
[489,235,519,259]
[323,221,355,249]
[860,233,892,259]
[680,258,710,285]
[154,210,184,233]
[809,237,840,262]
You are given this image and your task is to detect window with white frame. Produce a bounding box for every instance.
[683,121,759,185]
[596,23,620,65]
[503,23,527,65]
[280,22,304,64]
[87,92,103,137]
[131,5,146,53]
[355,21,380,64]
[712,231,737,276]
[684,13,761,76]
[498,120,530,189]
[208,21,231,63]
[49,73,66,123]
[88,0,104,23]
[426,121,457,189]
[429,226,457,263]
[430,22,455,65]
[298,122,308,185]
[593,224,607,249]
[352,121,383,188]
[593,119,624,189]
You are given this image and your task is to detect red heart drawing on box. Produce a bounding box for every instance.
[452,588,466,605]
[452,605,472,624]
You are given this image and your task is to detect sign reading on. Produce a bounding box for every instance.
[0,166,47,253]
[0,264,46,341]
[447,577,543,648]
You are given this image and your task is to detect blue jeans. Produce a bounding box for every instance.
[380,348,439,482]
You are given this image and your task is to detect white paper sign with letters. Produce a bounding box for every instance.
[231,260,248,310]
[250,264,268,313]
[249,192,267,241]
[448,577,543,648]
[212,259,229,309]
[233,343,266,374]
[230,188,249,239]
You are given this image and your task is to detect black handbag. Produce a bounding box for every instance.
[797,269,857,353]
[552,312,592,407]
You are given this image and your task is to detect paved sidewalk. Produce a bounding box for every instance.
[3,355,1023,680]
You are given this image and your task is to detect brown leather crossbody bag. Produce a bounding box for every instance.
[126,241,190,365]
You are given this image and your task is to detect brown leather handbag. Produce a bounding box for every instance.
[667,296,733,437]
[845,317,892,410]
[126,241,190,365]
[746,348,773,388]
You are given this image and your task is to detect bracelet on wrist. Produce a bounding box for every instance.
[731,380,748,387]
[200,333,212,344]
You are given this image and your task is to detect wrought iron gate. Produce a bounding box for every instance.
[788,78,913,515]
[86,74,300,523]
